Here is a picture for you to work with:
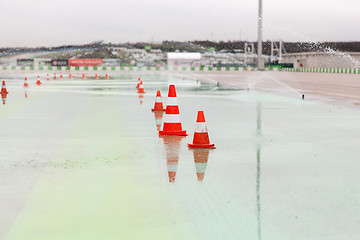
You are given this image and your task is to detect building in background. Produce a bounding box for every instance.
[167,52,201,67]
[280,52,360,69]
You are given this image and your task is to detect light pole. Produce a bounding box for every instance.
[257,0,264,70]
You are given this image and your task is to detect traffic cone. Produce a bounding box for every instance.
[151,90,166,112]
[46,74,50,81]
[188,111,215,149]
[137,81,146,93]
[105,74,108,80]
[95,74,98,80]
[153,111,165,131]
[159,85,187,136]
[36,76,42,86]
[24,77,29,87]
[69,74,72,79]
[82,73,85,80]
[1,92,7,105]
[162,136,184,183]
[193,149,210,182]
[1,81,8,94]
[60,73,63,79]
[136,78,141,89]
[53,73,57,80]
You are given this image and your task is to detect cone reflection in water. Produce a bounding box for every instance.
[161,136,184,183]
[192,149,210,182]
[151,90,166,112]
[138,94,144,105]
[25,90,28,99]
[153,111,165,131]
[1,92,7,105]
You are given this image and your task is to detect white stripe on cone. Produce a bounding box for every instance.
[194,122,208,133]
[166,97,178,106]
[161,114,182,124]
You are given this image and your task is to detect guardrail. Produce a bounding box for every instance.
[282,67,360,74]
[0,66,247,72]
[1,65,359,74]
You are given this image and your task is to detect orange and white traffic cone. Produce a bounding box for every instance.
[193,149,210,182]
[24,77,29,87]
[95,74,98,80]
[1,81,8,94]
[36,76,42,86]
[137,81,146,93]
[82,73,85,80]
[105,74,108,80]
[159,85,187,136]
[1,92,7,105]
[46,74,50,81]
[60,72,63,79]
[151,90,165,111]
[54,73,57,80]
[136,77,141,89]
[188,111,215,149]
[153,111,165,131]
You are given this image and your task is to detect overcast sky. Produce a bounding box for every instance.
[0,0,359,47]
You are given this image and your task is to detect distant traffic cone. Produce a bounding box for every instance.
[151,90,166,111]
[188,111,215,149]
[137,81,146,93]
[36,76,42,86]
[82,73,85,80]
[95,73,98,80]
[153,111,165,131]
[53,73,57,80]
[46,74,50,81]
[159,85,187,136]
[24,77,29,87]
[193,149,210,181]
[1,92,7,105]
[1,81,8,94]
[105,74,108,80]
[136,78,141,89]
[162,136,184,183]
[60,73,63,79]
[69,74,72,79]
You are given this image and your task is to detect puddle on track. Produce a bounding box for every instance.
[1,73,360,240]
